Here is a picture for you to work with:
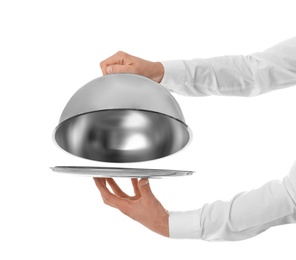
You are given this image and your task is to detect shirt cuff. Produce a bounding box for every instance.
[169,209,202,239]
[160,60,187,94]
[285,160,296,205]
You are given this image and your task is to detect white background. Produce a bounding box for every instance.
[1,0,295,259]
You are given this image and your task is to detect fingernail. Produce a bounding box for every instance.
[106,66,112,74]
[139,178,149,187]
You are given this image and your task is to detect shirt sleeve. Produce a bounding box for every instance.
[169,160,296,241]
[160,36,296,97]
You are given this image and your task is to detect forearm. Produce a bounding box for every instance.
[169,161,296,241]
[161,37,296,97]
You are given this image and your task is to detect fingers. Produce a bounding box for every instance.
[93,178,127,208]
[94,177,154,210]
[100,52,120,75]
[100,51,164,84]
[101,178,106,186]
[106,178,128,198]
[131,178,141,197]
[100,51,130,75]
[138,178,154,199]
[105,64,137,75]
[106,178,142,199]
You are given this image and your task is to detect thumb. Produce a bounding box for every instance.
[138,178,154,198]
[106,64,135,74]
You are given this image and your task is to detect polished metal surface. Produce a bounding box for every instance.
[53,74,192,162]
[59,74,185,123]
[51,166,194,178]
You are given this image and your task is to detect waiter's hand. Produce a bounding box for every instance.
[100,51,164,83]
[93,178,169,237]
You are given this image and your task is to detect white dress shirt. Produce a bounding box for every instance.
[160,36,296,241]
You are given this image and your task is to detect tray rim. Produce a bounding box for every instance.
[50,166,195,178]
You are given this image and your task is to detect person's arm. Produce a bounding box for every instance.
[94,160,296,241]
[170,160,296,241]
[161,36,296,96]
[100,37,296,97]
[100,51,164,83]
[93,178,169,237]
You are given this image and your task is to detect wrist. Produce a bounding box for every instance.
[152,62,164,83]
[156,209,169,237]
